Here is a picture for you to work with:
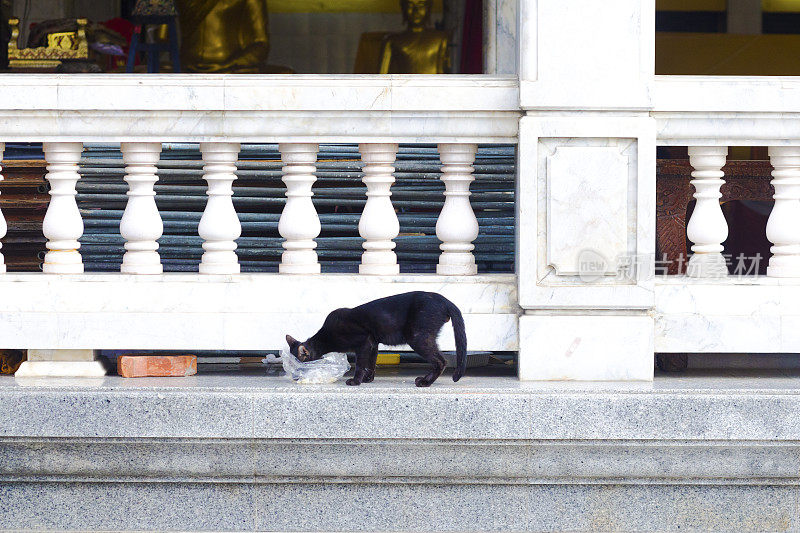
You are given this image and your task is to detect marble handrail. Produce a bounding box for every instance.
[654,76,800,146]
[0,75,520,144]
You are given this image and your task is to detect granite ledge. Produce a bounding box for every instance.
[4,369,800,441]
[2,437,800,486]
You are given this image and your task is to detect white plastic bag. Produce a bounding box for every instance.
[279,349,350,384]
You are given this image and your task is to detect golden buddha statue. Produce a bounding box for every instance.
[174,0,289,73]
[378,0,449,74]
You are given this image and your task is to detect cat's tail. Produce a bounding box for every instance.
[445,299,467,382]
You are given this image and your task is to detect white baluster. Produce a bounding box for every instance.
[120,142,163,274]
[0,142,5,274]
[199,142,241,274]
[358,143,400,275]
[767,146,800,277]
[686,146,729,277]
[436,143,479,275]
[42,142,84,274]
[279,143,321,274]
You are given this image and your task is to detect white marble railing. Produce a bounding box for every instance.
[666,145,800,279]
[1,140,487,277]
[0,75,521,376]
[6,73,800,377]
[654,76,800,355]
[678,145,800,280]
[654,77,800,280]
[0,74,519,275]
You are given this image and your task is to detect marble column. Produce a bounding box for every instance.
[0,142,6,274]
[198,142,241,274]
[42,142,84,274]
[686,146,729,278]
[436,143,479,275]
[120,142,163,274]
[358,143,400,275]
[278,143,321,274]
[517,0,656,381]
[766,146,800,277]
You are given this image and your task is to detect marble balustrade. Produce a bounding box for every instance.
[682,145,800,279]
[0,141,483,277]
[0,74,522,378]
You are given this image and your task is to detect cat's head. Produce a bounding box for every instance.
[285,334,319,362]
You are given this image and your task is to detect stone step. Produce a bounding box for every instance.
[2,369,800,531]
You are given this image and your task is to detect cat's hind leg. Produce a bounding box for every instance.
[364,346,379,383]
[346,337,377,386]
[407,335,446,387]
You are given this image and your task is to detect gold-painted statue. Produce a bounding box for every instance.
[378,0,449,74]
[175,0,289,73]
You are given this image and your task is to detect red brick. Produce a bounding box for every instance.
[117,355,197,378]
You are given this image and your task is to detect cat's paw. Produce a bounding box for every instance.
[415,377,432,387]
[363,370,375,383]
[346,378,362,386]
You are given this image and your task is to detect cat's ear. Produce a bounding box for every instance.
[298,345,311,359]
[286,335,299,348]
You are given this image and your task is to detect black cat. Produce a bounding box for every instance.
[286,291,467,387]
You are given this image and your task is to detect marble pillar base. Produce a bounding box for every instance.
[518,314,654,381]
[15,349,106,378]
[687,252,729,278]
